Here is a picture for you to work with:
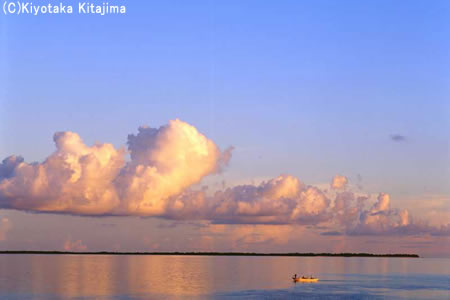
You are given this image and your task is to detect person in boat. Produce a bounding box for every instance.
[292,274,297,281]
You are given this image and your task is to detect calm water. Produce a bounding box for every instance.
[0,255,449,299]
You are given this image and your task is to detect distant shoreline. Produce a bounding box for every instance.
[0,251,419,258]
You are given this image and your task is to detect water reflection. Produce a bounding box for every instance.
[0,255,448,299]
[125,255,214,296]
[28,255,118,298]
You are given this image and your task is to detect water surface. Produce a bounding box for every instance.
[0,255,448,299]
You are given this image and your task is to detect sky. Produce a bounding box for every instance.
[0,0,449,257]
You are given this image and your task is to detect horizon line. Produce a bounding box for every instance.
[0,251,419,258]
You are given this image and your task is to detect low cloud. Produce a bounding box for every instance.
[63,237,87,251]
[204,224,296,247]
[390,134,407,142]
[0,119,231,216]
[0,218,11,241]
[204,175,330,225]
[321,231,342,236]
[333,191,450,236]
[0,120,448,237]
[331,175,348,190]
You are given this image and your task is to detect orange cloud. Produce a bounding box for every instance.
[0,119,231,216]
[0,218,11,241]
[0,120,448,237]
[205,224,296,248]
[331,175,348,190]
[63,238,87,251]
[205,175,330,225]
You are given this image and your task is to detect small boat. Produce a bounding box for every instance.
[292,276,319,283]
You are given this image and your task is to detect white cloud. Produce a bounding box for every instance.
[0,119,231,216]
[0,120,448,237]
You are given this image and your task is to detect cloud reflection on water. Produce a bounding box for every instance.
[0,255,449,299]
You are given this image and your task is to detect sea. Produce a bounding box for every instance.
[0,255,448,299]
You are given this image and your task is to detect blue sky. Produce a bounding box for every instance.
[0,1,449,255]
[1,0,449,194]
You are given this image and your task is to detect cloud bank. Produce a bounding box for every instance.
[203,175,330,225]
[0,119,230,216]
[0,120,448,237]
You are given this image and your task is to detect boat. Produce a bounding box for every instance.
[292,276,319,283]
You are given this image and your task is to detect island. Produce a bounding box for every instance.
[0,251,419,257]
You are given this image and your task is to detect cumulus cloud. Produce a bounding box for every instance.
[115,120,230,215]
[332,191,450,236]
[0,132,125,214]
[0,119,231,216]
[331,175,348,190]
[205,175,330,225]
[0,119,448,237]
[0,156,24,179]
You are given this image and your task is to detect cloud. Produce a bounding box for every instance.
[332,191,450,236]
[0,119,231,216]
[0,218,11,241]
[116,120,231,215]
[63,237,87,251]
[204,224,296,247]
[0,131,125,214]
[232,225,295,245]
[390,134,407,142]
[204,175,330,225]
[0,156,24,179]
[320,231,342,236]
[331,175,348,190]
[0,119,448,237]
